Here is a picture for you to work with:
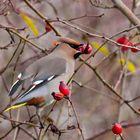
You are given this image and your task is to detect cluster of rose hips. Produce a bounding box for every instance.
[116,36,140,53]
[52,81,70,101]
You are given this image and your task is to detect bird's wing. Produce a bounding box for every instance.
[9,56,67,96]
[17,75,58,99]
[21,56,67,81]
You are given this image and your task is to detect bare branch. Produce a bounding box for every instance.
[111,0,140,30]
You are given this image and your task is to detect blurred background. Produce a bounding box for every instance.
[0,0,140,140]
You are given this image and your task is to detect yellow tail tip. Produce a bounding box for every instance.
[4,103,27,112]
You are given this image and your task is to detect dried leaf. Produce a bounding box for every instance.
[20,13,39,36]
[91,42,110,56]
[117,58,136,72]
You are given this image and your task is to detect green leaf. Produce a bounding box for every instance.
[117,58,136,72]
[91,42,110,56]
[20,12,39,36]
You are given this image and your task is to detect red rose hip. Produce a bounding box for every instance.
[112,123,122,135]
[116,36,130,52]
[52,92,64,101]
[59,81,69,96]
[116,36,128,44]
[121,41,132,52]
[131,45,140,53]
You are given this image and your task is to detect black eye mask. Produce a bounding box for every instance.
[70,43,84,50]
[84,44,90,54]
[73,52,83,59]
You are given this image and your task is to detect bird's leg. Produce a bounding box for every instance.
[36,108,44,129]
[58,132,61,140]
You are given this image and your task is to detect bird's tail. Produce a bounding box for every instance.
[9,79,24,96]
[4,102,27,112]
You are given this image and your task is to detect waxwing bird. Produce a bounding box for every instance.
[5,37,92,111]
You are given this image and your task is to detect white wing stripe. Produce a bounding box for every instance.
[17,73,22,79]
[47,75,55,81]
[21,75,56,97]
[10,80,19,91]
[33,80,44,85]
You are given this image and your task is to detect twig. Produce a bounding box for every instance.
[13,40,26,72]
[13,109,21,140]
[94,49,118,69]
[57,18,140,50]
[89,0,115,9]
[119,134,125,140]
[0,24,47,53]
[79,58,140,115]
[19,127,37,140]
[0,124,21,139]
[115,49,129,140]
[0,53,43,76]
[67,13,104,21]
[1,115,40,128]
[56,102,65,125]
[0,39,22,75]
[111,0,140,30]
[114,67,125,90]
[67,98,85,140]
[39,101,57,140]
[1,75,9,92]
[126,96,140,103]
[23,0,60,36]
[86,120,140,140]
[8,28,47,53]
[73,80,119,103]
[0,42,13,50]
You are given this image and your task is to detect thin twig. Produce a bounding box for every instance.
[89,0,115,9]
[57,18,140,50]
[19,126,37,140]
[8,28,47,53]
[111,0,140,30]
[1,114,40,128]
[67,98,85,140]
[0,122,22,140]
[23,0,60,36]
[13,109,21,140]
[0,39,22,75]
[119,134,125,140]
[79,58,140,115]
[67,13,104,21]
